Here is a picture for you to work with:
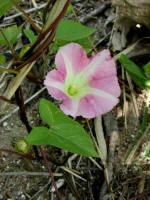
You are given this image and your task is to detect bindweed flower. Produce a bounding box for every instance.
[44,43,120,118]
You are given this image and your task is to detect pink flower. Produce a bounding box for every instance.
[44,43,120,118]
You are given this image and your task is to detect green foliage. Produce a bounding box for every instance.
[0,25,21,46]
[24,29,37,45]
[0,0,19,18]
[19,46,30,58]
[54,37,93,53]
[26,98,99,157]
[142,144,150,160]
[55,19,96,41]
[0,55,6,65]
[144,61,150,75]
[119,54,150,91]
[64,4,73,16]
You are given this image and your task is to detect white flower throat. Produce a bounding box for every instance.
[64,73,89,99]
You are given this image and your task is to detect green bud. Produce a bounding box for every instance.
[15,139,30,154]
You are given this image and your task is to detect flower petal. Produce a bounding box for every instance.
[82,49,117,79]
[77,93,119,118]
[55,43,90,76]
[60,98,79,117]
[44,70,66,100]
[89,76,121,97]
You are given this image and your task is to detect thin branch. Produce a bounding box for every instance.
[39,146,62,200]
[0,171,62,176]
[0,148,33,160]
[4,3,47,21]
[0,28,19,60]
[10,0,41,33]
[128,190,150,200]
[0,86,46,124]
[0,96,16,104]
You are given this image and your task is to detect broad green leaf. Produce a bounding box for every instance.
[27,98,99,157]
[24,29,37,45]
[0,25,21,46]
[0,0,19,18]
[54,37,93,52]
[144,61,150,75]
[55,19,96,41]
[0,55,6,65]
[119,54,150,90]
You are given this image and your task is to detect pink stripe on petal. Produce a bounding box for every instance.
[89,76,121,97]
[77,94,119,118]
[44,70,66,101]
[85,50,117,79]
[46,86,68,101]
[45,70,65,83]
[55,43,90,75]
[60,98,80,117]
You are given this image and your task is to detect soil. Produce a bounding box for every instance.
[0,0,150,199]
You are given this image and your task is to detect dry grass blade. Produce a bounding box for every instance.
[94,116,107,164]
[60,166,87,182]
[0,62,35,112]
[126,73,139,118]
[43,0,69,31]
[0,0,70,113]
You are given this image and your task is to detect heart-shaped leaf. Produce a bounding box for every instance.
[26,98,99,157]
[55,19,96,41]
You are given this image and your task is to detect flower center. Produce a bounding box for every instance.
[64,73,89,99]
[67,85,79,96]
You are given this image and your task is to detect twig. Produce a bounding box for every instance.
[0,86,46,124]
[14,86,62,199]
[0,148,33,160]
[39,146,62,200]
[60,166,87,182]
[4,3,47,21]
[10,0,41,33]
[0,28,18,60]
[128,190,150,200]
[30,179,51,200]
[0,171,62,176]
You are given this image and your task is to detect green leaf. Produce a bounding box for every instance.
[19,46,30,58]
[26,98,99,157]
[144,61,150,75]
[0,55,6,65]
[0,25,21,46]
[0,0,19,18]
[24,29,37,45]
[119,54,150,90]
[64,4,72,16]
[54,36,93,53]
[55,19,96,41]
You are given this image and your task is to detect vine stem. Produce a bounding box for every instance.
[15,86,62,200]
[0,148,33,160]
[39,146,62,200]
